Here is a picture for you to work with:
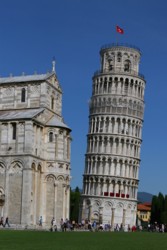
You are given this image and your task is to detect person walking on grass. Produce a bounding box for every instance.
[4,216,10,227]
[0,217,4,227]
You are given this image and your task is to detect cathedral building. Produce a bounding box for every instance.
[0,61,71,226]
[80,43,146,229]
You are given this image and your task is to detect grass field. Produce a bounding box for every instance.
[0,231,167,250]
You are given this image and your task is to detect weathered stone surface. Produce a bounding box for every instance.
[0,71,71,226]
[80,44,146,229]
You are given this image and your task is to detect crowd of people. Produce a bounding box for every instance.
[147,223,167,233]
[47,218,167,233]
[48,218,123,232]
[2,214,166,233]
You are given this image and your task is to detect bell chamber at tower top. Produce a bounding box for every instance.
[94,43,144,79]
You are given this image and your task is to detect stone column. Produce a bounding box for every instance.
[90,119,93,133]
[111,208,115,230]
[33,169,38,224]
[122,162,125,177]
[131,207,137,227]
[126,142,129,156]
[105,160,109,175]
[14,121,19,153]
[108,118,112,132]
[91,179,95,195]
[114,120,118,134]
[96,180,100,196]
[101,137,104,153]
[62,184,66,220]
[21,168,33,225]
[110,182,114,193]
[122,141,126,155]
[122,209,126,227]
[89,138,92,153]
[99,206,103,224]
[115,183,119,194]
[54,184,58,220]
[88,205,92,221]
[40,176,46,223]
[94,160,97,175]
[14,86,17,108]
[85,180,88,194]
[24,121,33,154]
[88,181,91,195]
[125,185,128,196]
[3,167,9,218]
[66,185,70,219]
[109,160,112,175]
[117,140,122,155]
[113,140,117,155]
[116,161,120,176]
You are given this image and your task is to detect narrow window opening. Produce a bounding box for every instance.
[12,123,17,140]
[49,132,54,142]
[51,97,54,110]
[21,88,26,102]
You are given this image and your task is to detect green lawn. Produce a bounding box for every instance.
[0,231,167,250]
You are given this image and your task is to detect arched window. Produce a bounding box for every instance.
[109,60,113,71]
[124,59,131,72]
[21,88,26,102]
[117,52,122,62]
[49,132,54,142]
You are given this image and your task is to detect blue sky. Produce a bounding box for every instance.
[0,0,167,195]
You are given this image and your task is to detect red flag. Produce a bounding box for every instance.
[116,25,124,34]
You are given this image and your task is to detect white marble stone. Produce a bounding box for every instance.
[0,70,71,226]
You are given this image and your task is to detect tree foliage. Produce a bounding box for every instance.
[151,192,167,224]
[70,187,81,222]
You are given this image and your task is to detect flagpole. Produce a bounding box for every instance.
[115,25,118,45]
[116,31,118,45]
[116,25,124,45]
[116,25,118,46]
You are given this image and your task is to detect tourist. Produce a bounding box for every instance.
[39,216,43,226]
[0,217,4,227]
[72,220,75,230]
[81,219,85,229]
[92,221,97,231]
[4,217,10,227]
[63,219,68,232]
[88,221,92,231]
[50,217,57,232]
[60,218,64,231]
[115,224,120,231]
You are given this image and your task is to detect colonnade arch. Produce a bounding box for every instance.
[90,96,144,118]
[89,116,142,137]
[83,175,138,200]
[92,76,145,99]
[87,135,141,158]
[85,156,139,179]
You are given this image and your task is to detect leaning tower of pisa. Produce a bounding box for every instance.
[79,43,146,229]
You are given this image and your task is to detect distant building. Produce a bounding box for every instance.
[80,43,146,228]
[137,202,151,224]
[0,62,71,226]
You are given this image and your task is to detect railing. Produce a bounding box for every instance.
[103,192,129,198]
[101,43,141,53]
[93,68,145,79]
